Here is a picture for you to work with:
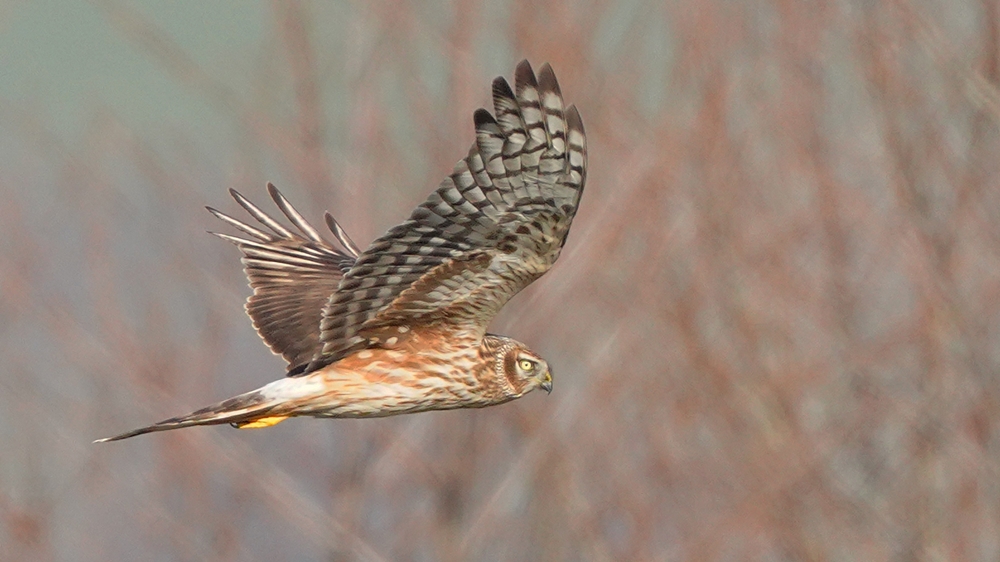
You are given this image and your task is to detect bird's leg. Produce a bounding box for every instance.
[231,416,289,429]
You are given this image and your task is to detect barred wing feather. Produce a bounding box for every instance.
[208,183,359,373]
[310,60,587,372]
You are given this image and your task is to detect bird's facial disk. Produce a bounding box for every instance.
[510,350,552,394]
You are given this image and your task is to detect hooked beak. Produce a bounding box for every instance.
[540,371,553,394]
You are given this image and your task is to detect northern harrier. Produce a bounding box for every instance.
[97,60,587,442]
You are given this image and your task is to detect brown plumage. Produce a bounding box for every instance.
[96,60,587,443]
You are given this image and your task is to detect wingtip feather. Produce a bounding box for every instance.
[473,108,496,128]
[515,60,537,90]
[537,63,562,96]
[207,206,272,241]
[492,76,514,100]
[209,231,249,245]
[566,104,584,134]
[266,183,326,243]
[325,212,362,257]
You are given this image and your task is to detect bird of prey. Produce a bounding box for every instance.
[96,60,587,442]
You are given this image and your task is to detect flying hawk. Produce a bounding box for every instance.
[97,60,586,442]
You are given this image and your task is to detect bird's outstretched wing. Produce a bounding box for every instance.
[207,183,360,373]
[309,60,587,372]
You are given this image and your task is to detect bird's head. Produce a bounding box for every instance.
[485,335,553,397]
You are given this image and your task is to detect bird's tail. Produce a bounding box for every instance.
[94,387,292,443]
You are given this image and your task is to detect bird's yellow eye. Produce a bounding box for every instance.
[518,359,535,372]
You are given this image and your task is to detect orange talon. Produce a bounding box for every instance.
[234,416,289,429]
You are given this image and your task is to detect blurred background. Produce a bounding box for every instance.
[2,0,1000,560]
